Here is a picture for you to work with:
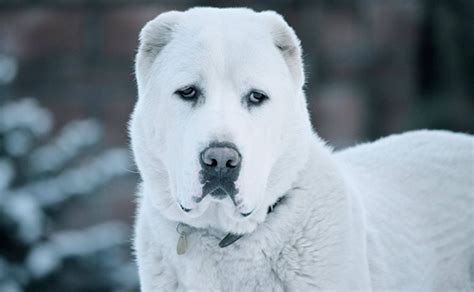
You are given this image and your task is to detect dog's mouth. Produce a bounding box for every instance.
[208,186,228,199]
[197,181,240,206]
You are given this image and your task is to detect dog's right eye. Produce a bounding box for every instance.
[176,86,198,101]
[247,90,269,106]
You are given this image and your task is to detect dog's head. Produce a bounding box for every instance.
[130,8,312,234]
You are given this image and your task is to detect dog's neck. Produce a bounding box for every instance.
[175,194,287,251]
[216,195,286,247]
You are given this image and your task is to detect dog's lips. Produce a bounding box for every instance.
[190,183,244,213]
[208,186,229,198]
[200,181,239,202]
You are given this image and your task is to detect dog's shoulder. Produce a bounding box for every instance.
[336,130,473,166]
[335,130,472,189]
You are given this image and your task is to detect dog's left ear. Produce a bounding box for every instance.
[260,11,305,88]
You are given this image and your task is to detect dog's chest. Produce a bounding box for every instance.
[174,234,285,291]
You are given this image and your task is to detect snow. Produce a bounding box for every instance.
[26,222,129,279]
[0,55,18,85]
[2,193,43,244]
[0,99,53,138]
[0,159,14,192]
[28,119,102,174]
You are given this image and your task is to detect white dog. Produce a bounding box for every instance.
[129,7,473,291]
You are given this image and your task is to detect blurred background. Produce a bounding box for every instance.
[0,0,472,291]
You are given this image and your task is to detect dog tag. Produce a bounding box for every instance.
[177,233,188,255]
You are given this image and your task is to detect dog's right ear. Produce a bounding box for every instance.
[135,11,182,91]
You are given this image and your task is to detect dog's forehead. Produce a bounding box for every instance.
[177,10,273,54]
[160,11,285,88]
[183,7,265,28]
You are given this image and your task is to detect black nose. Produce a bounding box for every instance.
[200,144,241,171]
[199,142,241,201]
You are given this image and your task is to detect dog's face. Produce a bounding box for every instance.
[131,8,311,233]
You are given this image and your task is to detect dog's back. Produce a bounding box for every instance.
[336,130,474,290]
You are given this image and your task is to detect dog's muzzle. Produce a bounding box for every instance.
[198,141,241,202]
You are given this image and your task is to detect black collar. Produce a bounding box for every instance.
[218,196,285,248]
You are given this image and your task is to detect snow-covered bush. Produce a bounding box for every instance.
[0,98,138,291]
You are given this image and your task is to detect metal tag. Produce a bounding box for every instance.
[177,233,187,255]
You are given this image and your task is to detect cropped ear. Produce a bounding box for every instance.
[260,11,305,88]
[135,11,182,91]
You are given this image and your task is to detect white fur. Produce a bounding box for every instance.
[130,7,474,291]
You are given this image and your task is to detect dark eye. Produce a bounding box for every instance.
[248,91,268,105]
[176,86,198,100]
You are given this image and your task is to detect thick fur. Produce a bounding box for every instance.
[130,7,474,291]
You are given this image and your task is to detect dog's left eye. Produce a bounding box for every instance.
[248,91,269,105]
[176,86,198,100]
